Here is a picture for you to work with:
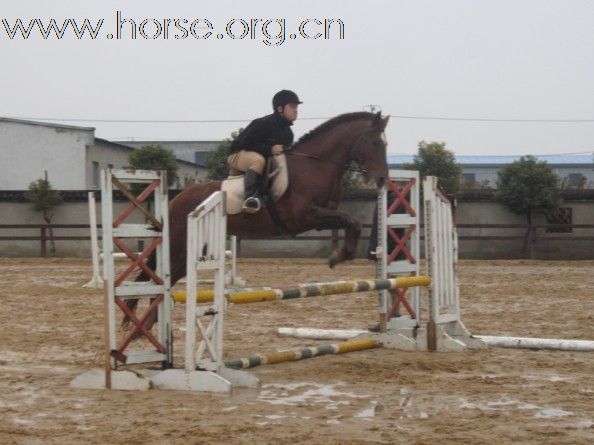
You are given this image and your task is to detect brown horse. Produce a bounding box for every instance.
[126,111,390,329]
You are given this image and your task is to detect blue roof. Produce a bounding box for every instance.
[388,154,593,166]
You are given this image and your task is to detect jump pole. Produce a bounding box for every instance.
[171,276,431,305]
[224,338,379,370]
[277,328,594,352]
[475,336,594,352]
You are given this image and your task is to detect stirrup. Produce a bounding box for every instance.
[242,196,261,214]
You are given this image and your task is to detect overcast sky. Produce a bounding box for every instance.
[2,0,593,156]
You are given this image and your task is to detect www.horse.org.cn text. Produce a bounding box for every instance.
[1,11,346,46]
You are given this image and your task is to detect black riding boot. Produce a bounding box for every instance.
[242,169,262,213]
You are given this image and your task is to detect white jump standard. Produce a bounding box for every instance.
[152,190,257,392]
[279,175,594,353]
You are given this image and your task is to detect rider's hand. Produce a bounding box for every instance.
[271,144,284,155]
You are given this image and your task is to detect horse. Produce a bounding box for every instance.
[126,111,390,330]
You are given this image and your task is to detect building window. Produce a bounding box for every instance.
[462,173,475,183]
[195,151,209,166]
[546,208,572,233]
[566,173,585,189]
[92,161,100,188]
[108,163,114,170]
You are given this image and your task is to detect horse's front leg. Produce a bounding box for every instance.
[309,206,362,268]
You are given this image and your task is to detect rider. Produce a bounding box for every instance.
[227,89,302,213]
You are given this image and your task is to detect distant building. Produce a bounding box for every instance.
[118,140,221,167]
[388,154,594,189]
[0,117,207,190]
[89,139,207,190]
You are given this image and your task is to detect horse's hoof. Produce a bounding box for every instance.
[328,252,340,268]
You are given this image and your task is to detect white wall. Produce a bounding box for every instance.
[86,142,133,189]
[0,119,94,190]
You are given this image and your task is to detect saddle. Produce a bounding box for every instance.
[221,154,289,215]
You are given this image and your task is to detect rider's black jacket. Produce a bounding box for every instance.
[230,112,294,157]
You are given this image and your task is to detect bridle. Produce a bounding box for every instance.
[284,131,382,175]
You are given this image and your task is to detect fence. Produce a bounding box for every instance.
[3,223,594,259]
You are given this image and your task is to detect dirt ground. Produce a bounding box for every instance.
[0,257,593,444]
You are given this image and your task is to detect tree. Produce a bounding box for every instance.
[205,129,243,180]
[128,145,178,187]
[495,155,561,258]
[25,171,62,255]
[403,141,463,196]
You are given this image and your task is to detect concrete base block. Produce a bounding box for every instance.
[376,330,420,351]
[71,366,260,393]
[441,321,488,350]
[70,368,151,391]
[151,369,233,393]
[149,367,259,392]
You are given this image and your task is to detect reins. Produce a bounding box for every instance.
[282,118,384,176]
[284,150,368,174]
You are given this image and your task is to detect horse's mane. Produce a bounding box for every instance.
[293,112,375,148]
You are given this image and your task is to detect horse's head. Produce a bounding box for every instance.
[350,112,390,187]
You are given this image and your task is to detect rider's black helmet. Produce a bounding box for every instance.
[272,90,303,110]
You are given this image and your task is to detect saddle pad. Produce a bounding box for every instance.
[221,154,289,215]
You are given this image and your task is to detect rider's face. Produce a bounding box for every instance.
[279,103,299,122]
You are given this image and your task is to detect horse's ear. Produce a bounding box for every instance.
[373,113,389,130]
[372,112,382,127]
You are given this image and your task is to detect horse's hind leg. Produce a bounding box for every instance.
[309,206,362,268]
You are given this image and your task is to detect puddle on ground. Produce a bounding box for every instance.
[253,412,313,426]
[460,397,539,411]
[354,401,378,418]
[523,373,574,383]
[257,382,369,410]
[459,397,584,422]
[12,417,35,426]
[575,419,593,428]
[244,383,429,424]
[535,408,574,419]
[0,385,47,409]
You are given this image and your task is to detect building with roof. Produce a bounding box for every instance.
[118,140,221,167]
[388,154,594,189]
[0,117,95,190]
[0,117,207,190]
[88,138,207,189]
